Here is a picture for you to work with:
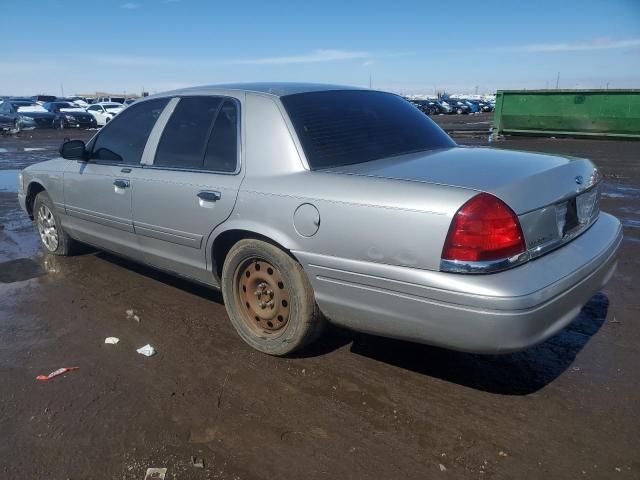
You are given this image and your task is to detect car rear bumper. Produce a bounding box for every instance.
[295,212,622,354]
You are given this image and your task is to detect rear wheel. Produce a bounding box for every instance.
[221,239,325,355]
[33,191,75,256]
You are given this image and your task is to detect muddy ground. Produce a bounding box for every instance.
[0,117,639,479]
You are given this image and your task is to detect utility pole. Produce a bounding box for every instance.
[369,73,372,89]
[474,85,478,95]
[60,83,64,97]
[555,72,560,89]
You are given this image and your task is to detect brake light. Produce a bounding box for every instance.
[442,193,525,262]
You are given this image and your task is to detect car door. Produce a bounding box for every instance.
[62,98,170,258]
[132,95,244,284]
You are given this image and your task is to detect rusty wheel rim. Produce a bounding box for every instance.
[234,258,290,337]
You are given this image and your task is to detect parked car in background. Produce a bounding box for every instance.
[64,96,91,108]
[32,95,58,104]
[42,101,97,129]
[409,99,439,115]
[95,96,126,104]
[18,83,621,357]
[478,100,494,112]
[434,100,452,114]
[445,99,471,114]
[463,100,480,113]
[0,100,57,130]
[8,97,36,103]
[86,102,124,126]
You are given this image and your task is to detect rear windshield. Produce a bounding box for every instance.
[281,90,455,169]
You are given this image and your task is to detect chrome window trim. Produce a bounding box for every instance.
[440,182,602,275]
[140,164,241,176]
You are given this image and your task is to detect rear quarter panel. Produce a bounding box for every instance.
[210,92,476,272]
[219,172,475,271]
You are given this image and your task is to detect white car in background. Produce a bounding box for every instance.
[86,102,124,126]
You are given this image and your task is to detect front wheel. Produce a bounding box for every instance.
[221,239,325,356]
[33,191,76,256]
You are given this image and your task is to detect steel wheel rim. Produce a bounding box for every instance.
[234,258,290,338]
[37,204,59,252]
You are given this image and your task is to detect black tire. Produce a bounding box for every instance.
[221,239,325,356]
[33,191,76,256]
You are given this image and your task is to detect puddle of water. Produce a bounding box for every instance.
[0,258,46,283]
[602,181,640,199]
[0,170,20,193]
[621,217,640,229]
[0,147,47,153]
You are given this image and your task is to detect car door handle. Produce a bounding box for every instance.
[197,190,221,202]
[113,179,130,189]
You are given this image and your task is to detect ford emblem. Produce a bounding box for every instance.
[575,175,584,185]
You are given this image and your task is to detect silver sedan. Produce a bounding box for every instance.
[18,83,622,355]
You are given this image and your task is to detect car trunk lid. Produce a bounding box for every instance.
[324,146,602,259]
[323,146,599,215]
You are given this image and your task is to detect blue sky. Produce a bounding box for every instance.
[1,0,639,96]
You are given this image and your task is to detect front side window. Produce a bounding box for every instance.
[91,98,169,164]
[281,90,456,169]
[154,96,239,172]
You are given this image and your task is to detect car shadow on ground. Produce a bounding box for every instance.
[95,251,608,396]
[95,250,224,303]
[346,294,609,395]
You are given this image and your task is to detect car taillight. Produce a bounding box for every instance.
[442,193,525,263]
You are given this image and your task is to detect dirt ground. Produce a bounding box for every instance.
[1,117,639,479]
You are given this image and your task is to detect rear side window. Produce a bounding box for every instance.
[281,90,455,169]
[203,100,238,172]
[155,96,238,172]
[92,98,168,164]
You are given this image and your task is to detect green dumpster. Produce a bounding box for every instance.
[493,89,640,139]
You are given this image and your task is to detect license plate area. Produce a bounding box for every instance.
[556,186,600,239]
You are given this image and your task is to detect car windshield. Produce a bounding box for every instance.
[281,90,455,170]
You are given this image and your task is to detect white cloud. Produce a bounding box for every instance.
[121,3,140,9]
[362,60,375,67]
[90,54,177,66]
[500,38,640,53]
[229,49,372,65]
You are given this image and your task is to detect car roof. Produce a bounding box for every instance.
[155,82,366,98]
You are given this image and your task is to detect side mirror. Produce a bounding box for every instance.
[59,140,87,161]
